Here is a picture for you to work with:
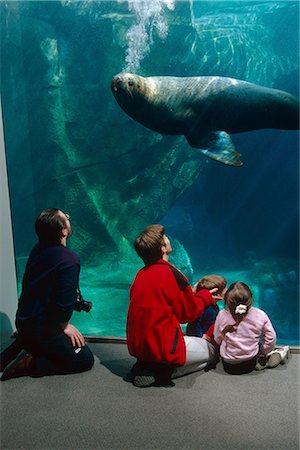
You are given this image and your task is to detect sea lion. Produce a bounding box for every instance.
[111,73,299,166]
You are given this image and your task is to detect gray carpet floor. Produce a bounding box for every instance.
[1,341,299,450]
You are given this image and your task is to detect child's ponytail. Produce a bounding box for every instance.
[221,282,253,338]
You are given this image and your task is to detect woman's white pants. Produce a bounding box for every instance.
[172,335,217,379]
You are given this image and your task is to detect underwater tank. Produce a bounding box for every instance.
[1,1,299,344]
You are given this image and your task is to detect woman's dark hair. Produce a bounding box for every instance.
[134,224,165,265]
[221,281,253,337]
[35,208,67,244]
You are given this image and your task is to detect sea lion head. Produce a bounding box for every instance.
[111,72,149,114]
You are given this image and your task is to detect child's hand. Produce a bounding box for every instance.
[209,287,224,304]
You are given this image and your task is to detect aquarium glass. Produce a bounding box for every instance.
[1,1,299,344]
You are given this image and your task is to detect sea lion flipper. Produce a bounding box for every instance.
[187,131,243,167]
[200,147,243,166]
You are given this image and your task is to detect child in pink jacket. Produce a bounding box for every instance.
[214,281,289,374]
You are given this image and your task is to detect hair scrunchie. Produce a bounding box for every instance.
[235,304,247,314]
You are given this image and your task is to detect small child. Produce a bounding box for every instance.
[213,281,289,375]
[186,275,227,339]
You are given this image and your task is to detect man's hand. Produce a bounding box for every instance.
[209,287,224,304]
[64,323,85,347]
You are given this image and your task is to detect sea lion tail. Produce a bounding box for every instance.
[199,131,243,167]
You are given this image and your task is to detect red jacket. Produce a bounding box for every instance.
[126,260,213,366]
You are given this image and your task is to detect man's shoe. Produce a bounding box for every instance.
[0,337,24,372]
[133,374,156,388]
[154,378,175,388]
[132,372,176,388]
[1,353,33,381]
[129,361,156,387]
[130,361,175,388]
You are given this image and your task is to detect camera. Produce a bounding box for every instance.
[74,291,92,313]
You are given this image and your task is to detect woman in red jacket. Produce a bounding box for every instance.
[126,224,223,387]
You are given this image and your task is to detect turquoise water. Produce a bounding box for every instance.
[2,1,299,344]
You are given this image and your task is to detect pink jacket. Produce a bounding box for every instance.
[214,307,276,362]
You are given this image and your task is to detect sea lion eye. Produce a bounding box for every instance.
[128,79,134,87]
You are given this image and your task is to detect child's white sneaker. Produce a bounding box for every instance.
[255,346,290,371]
[256,352,281,370]
[272,345,290,364]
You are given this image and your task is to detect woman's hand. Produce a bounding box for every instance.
[63,323,85,347]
